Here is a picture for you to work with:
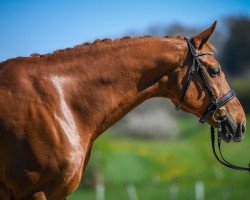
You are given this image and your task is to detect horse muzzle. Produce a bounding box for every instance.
[219,118,245,143]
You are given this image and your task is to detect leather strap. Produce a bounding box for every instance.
[175,58,196,110]
[211,126,250,172]
[199,90,237,123]
[175,38,216,110]
[177,37,237,124]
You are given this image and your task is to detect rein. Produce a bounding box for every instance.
[211,125,250,172]
[176,37,250,172]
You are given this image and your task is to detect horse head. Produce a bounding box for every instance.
[170,21,246,142]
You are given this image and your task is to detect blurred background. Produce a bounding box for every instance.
[1,0,250,199]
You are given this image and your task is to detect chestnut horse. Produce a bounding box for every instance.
[0,22,246,199]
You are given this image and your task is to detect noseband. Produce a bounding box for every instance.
[176,37,250,172]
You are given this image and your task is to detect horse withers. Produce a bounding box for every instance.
[0,21,246,199]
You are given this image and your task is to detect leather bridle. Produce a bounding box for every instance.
[176,37,250,172]
[175,37,236,123]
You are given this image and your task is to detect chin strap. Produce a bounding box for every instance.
[211,124,250,172]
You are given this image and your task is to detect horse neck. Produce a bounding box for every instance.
[55,37,186,140]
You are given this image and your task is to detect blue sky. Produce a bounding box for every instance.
[1,0,250,61]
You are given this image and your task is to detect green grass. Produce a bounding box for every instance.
[68,116,250,200]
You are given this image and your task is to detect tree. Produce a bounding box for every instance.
[221,16,250,75]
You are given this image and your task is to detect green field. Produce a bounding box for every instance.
[69,117,250,200]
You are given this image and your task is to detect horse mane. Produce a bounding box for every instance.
[29,34,216,58]
[29,35,156,58]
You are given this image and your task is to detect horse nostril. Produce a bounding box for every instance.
[241,122,246,134]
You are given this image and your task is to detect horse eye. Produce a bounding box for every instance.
[208,67,221,76]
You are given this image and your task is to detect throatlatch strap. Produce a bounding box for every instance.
[175,59,196,110]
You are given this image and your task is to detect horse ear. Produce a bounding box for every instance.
[191,21,217,49]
